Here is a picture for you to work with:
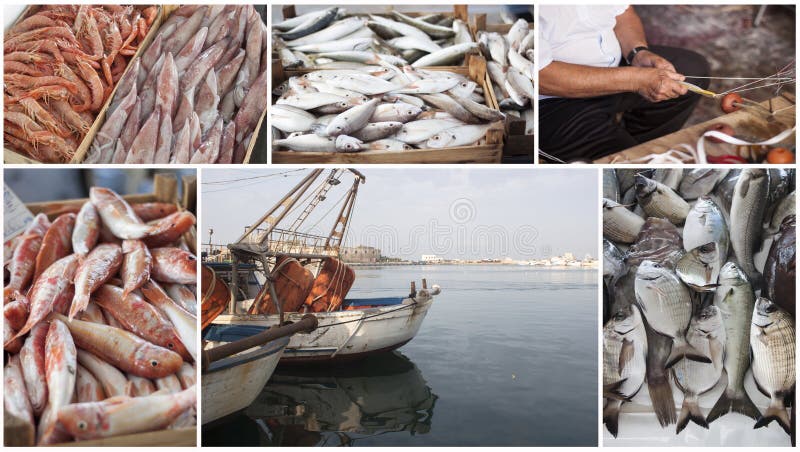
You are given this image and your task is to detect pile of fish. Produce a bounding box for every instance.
[602,168,795,440]
[4,5,157,163]
[86,5,268,164]
[272,64,503,152]
[477,18,534,135]
[4,187,198,445]
[273,7,477,69]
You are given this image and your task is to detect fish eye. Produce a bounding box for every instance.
[151,360,159,367]
[167,343,175,349]
[78,421,88,430]
[407,110,414,115]
[765,304,777,313]
[433,135,439,140]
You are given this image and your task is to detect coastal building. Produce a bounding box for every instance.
[340,246,381,263]
[421,254,443,263]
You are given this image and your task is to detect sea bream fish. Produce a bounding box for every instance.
[634,174,690,225]
[750,297,795,434]
[603,305,647,438]
[671,305,726,433]
[675,242,722,292]
[683,196,729,257]
[707,262,760,423]
[729,168,769,288]
[635,260,710,367]
[603,198,645,244]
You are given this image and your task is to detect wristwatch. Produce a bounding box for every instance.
[626,46,649,65]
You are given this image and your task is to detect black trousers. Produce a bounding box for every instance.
[539,46,710,163]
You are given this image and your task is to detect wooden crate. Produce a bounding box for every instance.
[471,20,535,162]
[3,5,164,164]
[271,54,504,164]
[4,173,197,447]
[594,94,796,163]
[4,5,264,164]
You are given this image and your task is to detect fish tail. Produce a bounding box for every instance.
[755,398,791,434]
[648,374,677,427]
[665,337,710,368]
[677,396,708,434]
[707,388,761,423]
[603,399,622,438]
[68,294,90,320]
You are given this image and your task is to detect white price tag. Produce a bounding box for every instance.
[4,183,34,242]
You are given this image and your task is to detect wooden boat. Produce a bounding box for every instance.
[203,170,439,364]
[213,286,439,363]
[201,266,318,424]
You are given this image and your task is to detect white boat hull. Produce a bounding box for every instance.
[212,295,434,363]
[201,337,289,424]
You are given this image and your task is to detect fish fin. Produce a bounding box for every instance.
[648,374,677,426]
[707,388,761,423]
[755,401,791,434]
[67,294,89,321]
[603,399,622,438]
[603,379,629,401]
[618,338,634,373]
[677,397,708,434]
[665,338,711,368]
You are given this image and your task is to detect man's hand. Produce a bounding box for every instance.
[635,68,688,103]
[631,49,676,72]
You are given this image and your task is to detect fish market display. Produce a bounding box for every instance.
[273,7,477,69]
[87,5,268,163]
[4,5,157,163]
[272,65,502,153]
[602,168,796,442]
[477,17,534,135]
[3,187,197,445]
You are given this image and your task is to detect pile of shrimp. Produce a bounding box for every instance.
[3,5,157,163]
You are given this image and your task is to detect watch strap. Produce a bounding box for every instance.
[626,46,649,65]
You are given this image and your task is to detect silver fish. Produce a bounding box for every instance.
[634,174,690,225]
[411,42,478,67]
[707,262,760,423]
[683,196,729,256]
[730,169,769,287]
[326,98,380,136]
[671,305,726,433]
[676,242,722,292]
[635,260,709,367]
[678,168,729,200]
[750,297,795,434]
[603,304,647,438]
[603,198,645,244]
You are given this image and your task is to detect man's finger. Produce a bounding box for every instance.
[656,61,676,72]
[664,71,686,82]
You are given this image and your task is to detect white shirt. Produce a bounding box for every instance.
[538,5,630,99]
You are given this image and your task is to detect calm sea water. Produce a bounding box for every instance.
[203,265,598,447]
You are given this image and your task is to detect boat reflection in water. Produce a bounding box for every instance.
[202,351,436,446]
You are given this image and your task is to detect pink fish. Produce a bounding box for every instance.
[177,362,196,389]
[20,323,49,416]
[77,350,132,397]
[76,364,105,403]
[93,284,192,361]
[233,70,268,143]
[142,211,196,248]
[72,201,100,256]
[4,296,29,331]
[34,213,76,280]
[77,302,106,324]
[90,187,154,239]
[70,243,123,319]
[53,314,183,379]
[39,319,77,445]
[149,247,197,284]
[216,120,236,164]
[57,386,196,440]
[165,283,197,315]
[5,355,34,428]
[154,374,182,393]
[127,373,156,396]
[8,254,79,344]
[121,239,152,297]
[140,280,197,362]
[7,233,43,291]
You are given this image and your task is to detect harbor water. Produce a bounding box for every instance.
[202,265,598,446]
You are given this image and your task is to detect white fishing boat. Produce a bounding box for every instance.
[202,169,439,364]
[201,334,289,424]
[201,267,319,424]
[213,288,438,363]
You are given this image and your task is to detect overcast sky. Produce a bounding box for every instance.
[201,168,598,260]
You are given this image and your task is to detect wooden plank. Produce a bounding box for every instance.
[52,428,196,447]
[153,173,179,204]
[595,95,796,163]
